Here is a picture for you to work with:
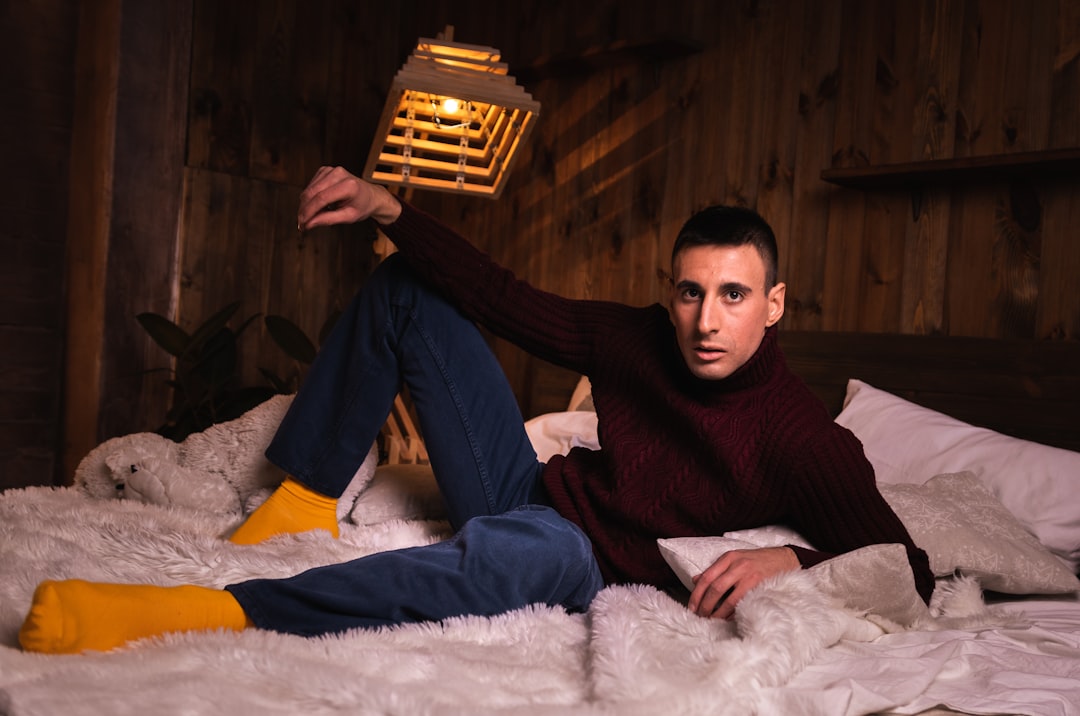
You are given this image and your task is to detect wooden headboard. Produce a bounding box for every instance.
[521,331,1080,453]
[779,331,1080,453]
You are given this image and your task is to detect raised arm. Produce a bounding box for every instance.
[293,166,636,376]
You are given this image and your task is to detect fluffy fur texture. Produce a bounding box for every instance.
[0,400,1008,715]
[71,395,375,523]
[0,484,847,715]
[0,484,1010,715]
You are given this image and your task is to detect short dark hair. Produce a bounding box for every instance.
[671,205,779,289]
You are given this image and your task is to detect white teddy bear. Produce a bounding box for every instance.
[73,394,377,522]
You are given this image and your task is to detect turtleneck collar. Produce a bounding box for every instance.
[672,324,782,398]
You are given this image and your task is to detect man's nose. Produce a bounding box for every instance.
[697,300,720,334]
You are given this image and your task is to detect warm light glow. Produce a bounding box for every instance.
[363,28,540,198]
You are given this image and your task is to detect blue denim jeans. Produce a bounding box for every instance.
[227,255,603,635]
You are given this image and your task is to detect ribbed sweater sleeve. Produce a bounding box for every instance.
[781,422,936,604]
[382,201,628,374]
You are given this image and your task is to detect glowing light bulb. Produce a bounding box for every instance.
[442,97,461,114]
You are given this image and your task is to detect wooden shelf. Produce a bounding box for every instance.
[512,36,703,84]
[821,147,1080,189]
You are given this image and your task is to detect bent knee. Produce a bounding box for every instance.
[458,507,603,611]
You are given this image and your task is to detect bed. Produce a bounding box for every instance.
[1,330,1078,716]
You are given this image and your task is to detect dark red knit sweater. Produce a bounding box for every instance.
[384,203,935,604]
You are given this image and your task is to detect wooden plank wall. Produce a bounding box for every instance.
[174,0,1080,399]
[176,0,391,394]
[0,0,78,488]
[59,0,193,486]
[10,0,1077,488]
[412,0,1080,413]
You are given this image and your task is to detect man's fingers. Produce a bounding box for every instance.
[687,547,800,620]
[702,583,736,617]
[690,572,736,616]
[710,584,746,620]
[298,166,354,227]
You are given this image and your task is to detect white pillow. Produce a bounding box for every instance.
[343,412,600,524]
[345,411,603,525]
[721,524,814,550]
[658,536,768,589]
[656,539,930,627]
[657,527,812,593]
[524,411,600,462]
[658,472,1080,596]
[836,379,1080,573]
[348,463,446,526]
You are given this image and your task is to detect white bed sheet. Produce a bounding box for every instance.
[766,594,1080,716]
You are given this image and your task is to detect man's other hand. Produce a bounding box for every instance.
[687,546,799,620]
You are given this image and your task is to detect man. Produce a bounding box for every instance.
[19,167,933,654]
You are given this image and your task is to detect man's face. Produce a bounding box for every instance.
[668,244,786,381]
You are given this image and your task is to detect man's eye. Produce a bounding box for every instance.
[682,288,701,300]
[725,291,743,302]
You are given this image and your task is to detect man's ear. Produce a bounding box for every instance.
[765,282,786,327]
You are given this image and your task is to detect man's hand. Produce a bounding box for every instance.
[687,546,799,620]
[297,166,402,231]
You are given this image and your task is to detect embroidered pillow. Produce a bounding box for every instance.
[658,472,1080,596]
[836,379,1080,573]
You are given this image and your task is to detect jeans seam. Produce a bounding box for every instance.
[409,305,499,515]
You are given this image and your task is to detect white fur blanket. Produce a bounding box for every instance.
[0,398,1004,716]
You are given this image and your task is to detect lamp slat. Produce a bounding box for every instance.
[381,134,487,159]
[374,153,491,177]
[412,50,508,75]
[368,170,499,195]
[375,149,503,183]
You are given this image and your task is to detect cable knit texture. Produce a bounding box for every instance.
[384,203,934,603]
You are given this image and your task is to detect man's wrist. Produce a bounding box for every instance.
[370,185,402,225]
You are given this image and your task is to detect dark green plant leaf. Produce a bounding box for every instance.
[265,315,318,364]
[139,300,299,441]
[137,313,190,357]
[186,301,242,355]
[234,312,262,339]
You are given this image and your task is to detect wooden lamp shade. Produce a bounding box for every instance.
[363,30,540,198]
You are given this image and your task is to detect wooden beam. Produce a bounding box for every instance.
[512,36,704,85]
[62,0,192,483]
[62,0,121,484]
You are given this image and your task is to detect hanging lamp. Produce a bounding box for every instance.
[363,27,540,199]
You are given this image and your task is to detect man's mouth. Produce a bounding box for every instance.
[694,346,727,361]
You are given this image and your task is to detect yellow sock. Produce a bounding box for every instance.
[18,580,251,654]
[229,476,339,545]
